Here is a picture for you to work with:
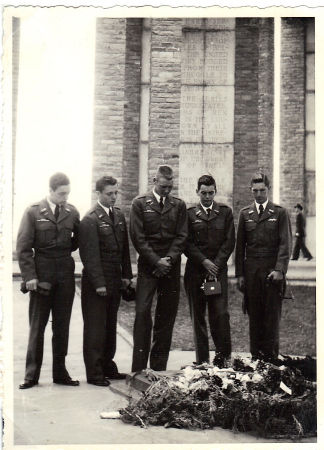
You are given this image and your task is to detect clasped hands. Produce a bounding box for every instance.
[202,259,219,279]
[152,257,172,278]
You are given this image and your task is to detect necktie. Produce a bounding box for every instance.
[259,204,264,218]
[206,208,211,217]
[159,197,164,210]
[109,207,114,222]
[54,204,60,220]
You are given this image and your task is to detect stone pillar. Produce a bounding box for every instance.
[149,19,182,194]
[280,18,305,212]
[12,17,20,201]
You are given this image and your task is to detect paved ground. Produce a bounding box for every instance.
[9,279,316,446]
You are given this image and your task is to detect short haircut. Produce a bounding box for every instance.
[49,172,70,191]
[295,203,303,210]
[155,165,173,180]
[250,172,270,188]
[197,174,216,191]
[95,176,118,192]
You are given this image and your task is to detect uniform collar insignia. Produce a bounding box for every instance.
[146,199,153,204]
[214,208,219,214]
[196,210,202,217]
[40,208,47,213]
[99,214,104,218]
[65,208,70,212]
[269,208,274,213]
[248,210,254,214]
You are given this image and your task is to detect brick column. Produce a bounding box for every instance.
[233,18,274,219]
[149,19,182,194]
[257,18,274,183]
[122,19,142,214]
[233,19,260,218]
[280,18,305,212]
[92,18,127,199]
[92,18,142,209]
[12,17,20,201]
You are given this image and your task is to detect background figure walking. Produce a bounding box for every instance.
[291,203,313,261]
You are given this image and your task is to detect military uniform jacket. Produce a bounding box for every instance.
[129,192,188,265]
[185,202,235,272]
[16,198,80,282]
[79,203,133,290]
[235,201,292,277]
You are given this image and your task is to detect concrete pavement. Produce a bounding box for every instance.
[10,280,316,446]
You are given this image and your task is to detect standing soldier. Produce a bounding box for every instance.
[130,165,187,372]
[291,203,313,261]
[79,176,133,386]
[184,175,235,367]
[235,172,292,360]
[17,172,80,389]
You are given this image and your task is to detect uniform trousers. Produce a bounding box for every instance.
[292,236,312,260]
[81,273,121,382]
[244,257,283,359]
[24,256,75,382]
[184,267,231,364]
[132,261,181,372]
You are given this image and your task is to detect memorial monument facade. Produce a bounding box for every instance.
[91,17,315,254]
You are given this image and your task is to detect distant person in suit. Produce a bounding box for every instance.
[291,203,313,261]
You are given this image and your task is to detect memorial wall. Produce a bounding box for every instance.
[179,19,235,206]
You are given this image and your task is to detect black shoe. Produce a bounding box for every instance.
[105,372,127,380]
[291,258,298,260]
[307,257,313,261]
[53,378,80,386]
[19,380,38,389]
[88,379,110,386]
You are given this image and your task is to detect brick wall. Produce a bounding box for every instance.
[122,19,142,214]
[233,18,274,219]
[280,18,305,213]
[233,19,260,219]
[257,18,274,184]
[92,18,127,203]
[148,19,183,194]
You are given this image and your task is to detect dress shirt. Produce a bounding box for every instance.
[98,201,113,218]
[153,189,165,205]
[255,200,268,215]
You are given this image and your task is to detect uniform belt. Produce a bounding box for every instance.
[35,250,71,259]
[246,249,277,258]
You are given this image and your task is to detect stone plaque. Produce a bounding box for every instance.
[204,31,235,86]
[305,92,315,132]
[202,144,234,205]
[203,86,235,143]
[182,31,204,84]
[179,144,203,204]
[206,18,236,30]
[180,86,203,142]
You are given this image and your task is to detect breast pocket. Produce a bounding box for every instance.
[35,221,57,245]
[143,210,160,234]
[265,220,279,241]
[192,221,206,243]
[245,221,257,231]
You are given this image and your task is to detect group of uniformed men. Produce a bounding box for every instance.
[17,166,292,389]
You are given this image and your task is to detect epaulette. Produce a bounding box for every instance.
[114,206,121,210]
[30,201,41,207]
[217,202,229,208]
[272,203,282,209]
[242,205,251,211]
[188,205,196,210]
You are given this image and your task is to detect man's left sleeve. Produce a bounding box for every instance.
[214,207,236,269]
[71,209,80,252]
[166,200,188,261]
[121,216,133,279]
[275,208,292,274]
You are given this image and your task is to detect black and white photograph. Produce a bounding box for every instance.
[1,2,321,448]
